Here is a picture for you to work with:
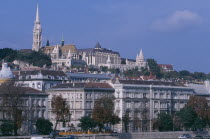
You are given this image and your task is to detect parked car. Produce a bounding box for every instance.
[194,135,203,139]
[178,134,191,139]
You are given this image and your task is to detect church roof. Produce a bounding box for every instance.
[43,44,77,53]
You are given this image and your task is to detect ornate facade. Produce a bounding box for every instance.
[99,49,148,71]
[110,79,194,132]
[47,82,114,130]
[43,44,79,68]
[78,42,121,66]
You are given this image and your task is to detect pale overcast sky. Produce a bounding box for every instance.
[0,0,210,73]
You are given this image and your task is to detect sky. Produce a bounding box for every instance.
[0,0,210,73]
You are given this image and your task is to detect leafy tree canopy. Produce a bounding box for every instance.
[0,121,14,136]
[36,118,53,135]
[0,48,52,67]
[153,113,173,131]
[79,116,97,131]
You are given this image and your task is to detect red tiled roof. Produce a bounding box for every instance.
[158,64,173,70]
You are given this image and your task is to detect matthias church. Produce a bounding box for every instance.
[32,4,148,71]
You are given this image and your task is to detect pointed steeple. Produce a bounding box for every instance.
[36,3,40,22]
[67,49,71,59]
[46,40,50,46]
[61,33,64,46]
[107,55,111,64]
[139,49,144,60]
[32,3,42,51]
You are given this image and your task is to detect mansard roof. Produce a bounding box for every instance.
[114,79,185,87]
[51,82,114,90]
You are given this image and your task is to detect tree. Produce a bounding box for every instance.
[153,113,173,131]
[79,116,97,131]
[186,96,210,127]
[51,95,70,131]
[0,48,17,62]
[191,117,205,131]
[0,121,14,136]
[100,66,108,72]
[176,106,197,130]
[92,96,119,131]
[122,112,129,133]
[163,71,180,80]
[0,81,26,135]
[179,70,191,77]
[147,59,162,78]
[36,118,53,135]
[192,72,206,80]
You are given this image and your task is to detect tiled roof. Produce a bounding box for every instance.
[52,82,114,90]
[158,64,173,70]
[43,44,77,53]
[116,79,184,86]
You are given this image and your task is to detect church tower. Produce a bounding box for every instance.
[32,4,42,51]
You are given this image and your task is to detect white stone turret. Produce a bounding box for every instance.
[52,45,59,59]
[136,49,145,64]
[67,49,72,59]
[107,55,111,65]
[32,3,42,51]
[126,58,129,65]
[82,52,86,61]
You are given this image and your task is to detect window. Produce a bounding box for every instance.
[143,93,147,98]
[42,110,45,118]
[32,83,35,88]
[154,93,158,98]
[126,102,131,108]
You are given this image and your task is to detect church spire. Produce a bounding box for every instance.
[139,49,144,60]
[61,33,64,46]
[36,3,40,22]
[32,3,42,51]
